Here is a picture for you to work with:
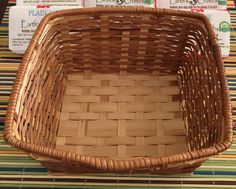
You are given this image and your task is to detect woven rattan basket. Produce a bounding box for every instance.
[4,7,232,174]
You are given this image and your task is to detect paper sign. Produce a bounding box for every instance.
[85,0,155,7]
[9,6,82,54]
[155,0,227,9]
[192,9,230,57]
[17,0,84,6]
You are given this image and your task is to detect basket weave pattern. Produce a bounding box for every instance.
[56,73,187,158]
[4,8,232,174]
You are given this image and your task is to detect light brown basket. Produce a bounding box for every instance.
[4,7,232,174]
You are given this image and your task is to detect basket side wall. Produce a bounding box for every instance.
[12,23,66,148]
[179,24,224,150]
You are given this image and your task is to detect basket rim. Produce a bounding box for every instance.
[4,7,233,172]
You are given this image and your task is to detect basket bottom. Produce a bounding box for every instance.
[56,72,188,159]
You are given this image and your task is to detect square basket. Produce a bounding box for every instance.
[4,7,232,174]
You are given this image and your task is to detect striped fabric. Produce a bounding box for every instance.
[0,1,236,188]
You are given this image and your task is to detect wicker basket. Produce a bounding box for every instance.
[4,7,232,174]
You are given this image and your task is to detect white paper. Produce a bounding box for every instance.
[85,0,155,7]
[189,9,230,57]
[203,10,230,57]
[9,6,82,54]
[156,0,227,9]
[17,0,84,6]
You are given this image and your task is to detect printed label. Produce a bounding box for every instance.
[219,21,230,32]
[17,0,84,6]
[85,0,155,7]
[192,9,230,57]
[9,6,82,54]
[156,0,227,9]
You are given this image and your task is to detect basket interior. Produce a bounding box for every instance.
[13,10,224,160]
[56,72,187,158]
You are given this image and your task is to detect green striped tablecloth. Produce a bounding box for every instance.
[0,1,236,188]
